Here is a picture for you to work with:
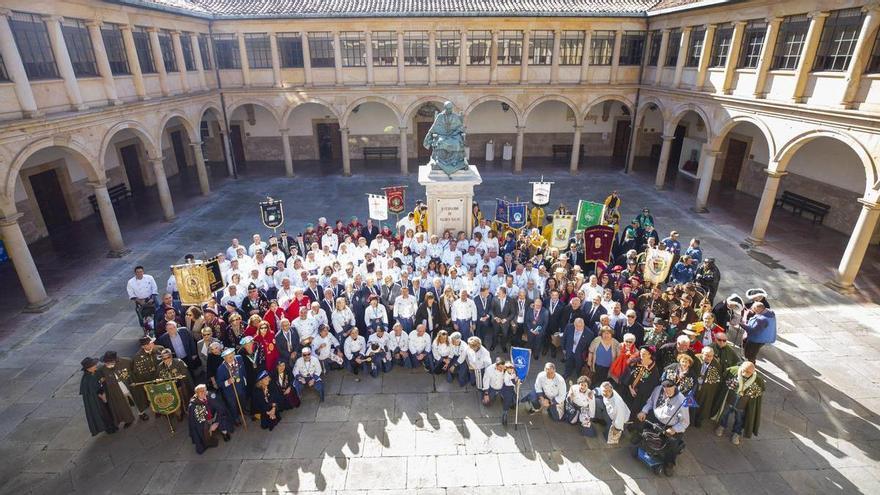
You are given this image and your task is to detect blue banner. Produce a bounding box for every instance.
[510,346,531,382]
[508,202,528,230]
[495,199,509,224]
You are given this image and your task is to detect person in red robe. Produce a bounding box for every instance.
[283,289,311,321]
[254,320,279,372]
[263,300,285,334]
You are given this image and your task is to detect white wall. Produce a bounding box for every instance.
[13,147,90,202]
[524,101,577,133]
[786,138,866,193]
[348,103,398,134]
[640,108,663,133]
[728,123,769,164]
[287,103,334,136]
[232,105,279,137]
[467,101,519,132]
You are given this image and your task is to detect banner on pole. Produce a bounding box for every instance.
[550,214,575,249]
[204,257,225,292]
[495,199,509,224]
[508,202,528,230]
[368,194,388,221]
[642,247,675,285]
[145,380,182,415]
[384,186,406,214]
[259,198,284,229]
[510,347,531,382]
[172,263,214,306]
[575,200,606,232]
[583,225,616,264]
[532,182,552,206]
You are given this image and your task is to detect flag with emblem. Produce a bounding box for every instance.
[384,186,406,214]
[575,200,606,232]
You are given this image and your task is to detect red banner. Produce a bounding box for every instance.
[583,225,616,263]
[384,186,406,214]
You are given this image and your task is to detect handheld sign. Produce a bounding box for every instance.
[259,197,284,230]
[510,346,531,382]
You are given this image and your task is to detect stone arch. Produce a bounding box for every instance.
[226,99,281,128]
[282,97,341,126]
[98,120,161,174]
[636,96,667,119]
[158,110,199,145]
[522,95,582,127]
[667,103,713,142]
[402,96,454,126]
[584,94,635,118]
[4,135,100,200]
[341,96,402,129]
[711,115,777,160]
[197,102,226,132]
[774,129,877,197]
[464,95,522,127]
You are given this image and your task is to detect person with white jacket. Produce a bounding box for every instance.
[481,357,518,425]
[387,323,411,369]
[367,326,392,375]
[343,328,368,380]
[521,362,567,421]
[292,348,324,402]
[312,325,343,371]
[464,336,492,388]
[447,332,469,385]
[408,324,433,370]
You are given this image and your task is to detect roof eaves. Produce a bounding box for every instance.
[107,0,213,19]
[647,0,732,17]
[210,12,651,20]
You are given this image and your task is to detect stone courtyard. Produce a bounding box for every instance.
[0,163,879,495]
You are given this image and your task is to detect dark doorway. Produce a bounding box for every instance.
[316,122,342,162]
[29,169,70,230]
[120,144,145,193]
[667,124,687,181]
[230,124,246,170]
[721,138,749,188]
[170,130,189,170]
[417,121,432,160]
[612,119,632,159]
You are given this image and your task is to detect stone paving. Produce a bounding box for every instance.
[0,163,879,495]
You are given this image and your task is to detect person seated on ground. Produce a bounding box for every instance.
[343,328,369,381]
[431,330,454,375]
[481,357,518,425]
[594,381,630,444]
[387,323,411,369]
[632,379,690,477]
[187,384,234,454]
[447,332,469,385]
[563,376,597,436]
[270,360,300,411]
[253,371,281,430]
[408,324,434,371]
[312,324,343,372]
[292,347,325,401]
[366,325,391,376]
[521,362,567,421]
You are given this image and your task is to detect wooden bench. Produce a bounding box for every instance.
[774,190,830,225]
[363,146,398,163]
[88,183,132,213]
[551,144,584,161]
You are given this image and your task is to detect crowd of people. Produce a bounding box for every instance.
[82,195,778,476]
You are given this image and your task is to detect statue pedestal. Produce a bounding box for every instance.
[419,165,482,236]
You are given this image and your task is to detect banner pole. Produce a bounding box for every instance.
[230,372,248,431]
[514,381,520,430]
[166,413,175,435]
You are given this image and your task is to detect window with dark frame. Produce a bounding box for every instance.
[814,8,864,72]
[132,26,156,73]
[212,33,240,69]
[619,31,646,66]
[468,30,491,66]
[738,20,767,69]
[339,32,366,67]
[647,30,661,66]
[436,31,459,66]
[497,30,522,66]
[101,23,129,75]
[404,32,429,66]
[372,31,396,67]
[685,27,705,67]
[710,24,734,67]
[308,32,334,68]
[866,29,880,73]
[559,31,584,66]
[771,14,810,70]
[244,33,272,69]
[590,30,615,66]
[276,32,303,68]
[198,34,212,69]
[0,54,9,81]
[529,30,554,66]
[9,12,59,80]
[665,29,682,67]
[158,30,177,72]
[60,18,98,77]
[181,32,195,71]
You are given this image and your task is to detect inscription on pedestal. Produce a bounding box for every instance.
[434,197,466,234]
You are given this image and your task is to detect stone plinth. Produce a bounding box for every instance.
[418,165,482,236]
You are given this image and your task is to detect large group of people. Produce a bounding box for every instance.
[84,195,777,476]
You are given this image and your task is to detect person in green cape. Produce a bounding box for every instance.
[80,357,117,436]
[713,361,764,445]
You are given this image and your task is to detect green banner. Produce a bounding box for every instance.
[145,381,182,415]
[575,200,605,232]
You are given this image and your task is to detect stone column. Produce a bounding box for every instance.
[514,126,525,173]
[279,129,294,177]
[746,169,786,245]
[171,31,189,92]
[396,31,405,86]
[365,30,375,85]
[301,32,313,87]
[791,12,829,103]
[150,158,176,221]
[220,130,235,177]
[87,21,121,105]
[399,126,409,175]
[720,22,746,94]
[459,31,467,84]
[694,147,720,212]
[580,31,592,83]
[753,18,782,98]
[672,27,692,88]
[237,32,251,87]
[654,135,675,189]
[192,33,207,89]
[44,15,86,110]
[148,27,169,96]
[609,30,623,83]
[569,125,583,173]
[427,31,436,86]
[269,32,282,88]
[340,127,352,176]
[695,25,716,90]
[831,199,880,291]
[89,179,129,256]
[654,29,670,85]
[841,7,880,108]
[333,31,343,86]
[0,213,53,312]
[550,29,562,84]
[520,30,531,84]
[489,30,499,84]
[189,141,211,194]
[121,25,147,99]
[0,10,40,117]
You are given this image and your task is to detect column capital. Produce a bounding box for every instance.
[146,26,160,33]
[278,128,290,135]
[169,30,182,37]
[660,28,671,34]
[42,15,62,23]
[339,127,350,133]
[681,26,694,33]
[189,140,204,147]
[85,19,103,28]
[87,178,109,189]
[733,20,748,28]
[119,24,133,33]
[703,148,721,157]
[517,126,527,132]
[572,124,584,130]
[705,24,718,33]
[398,126,408,132]
[766,16,784,24]
[0,8,12,18]
[863,2,880,14]
[661,135,676,141]
[858,198,880,210]
[149,156,165,164]
[0,212,24,226]
[808,11,830,20]
[269,32,278,39]
[764,169,787,179]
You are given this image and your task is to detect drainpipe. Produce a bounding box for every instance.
[624,16,649,175]
[209,22,237,179]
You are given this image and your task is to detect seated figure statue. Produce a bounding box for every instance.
[423,101,469,177]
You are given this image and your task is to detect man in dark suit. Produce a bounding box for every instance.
[362,219,380,244]
[525,299,549,360]
[561,317,594,380]
[319,288,336,321]
[543,289,565,357]
[304,278,324,305]
[277,230,294,256]
[410,279,427,305]
[584,294,607,328]
[491,287,516,352]
[474,286,494,346]
[620,309,646,346]
[275,318,300,367]
[558,297,586,334]
[156,323,200,376]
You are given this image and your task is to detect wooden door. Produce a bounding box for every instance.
[29,169,70,230]
[170,130,189,170]
[120,144,145,193]
[230,124,246,170]
[417,121,432,160]
[316,123,342,161]
[667,125,687,179]
[721,139,748,188]
[612,119,632,158]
